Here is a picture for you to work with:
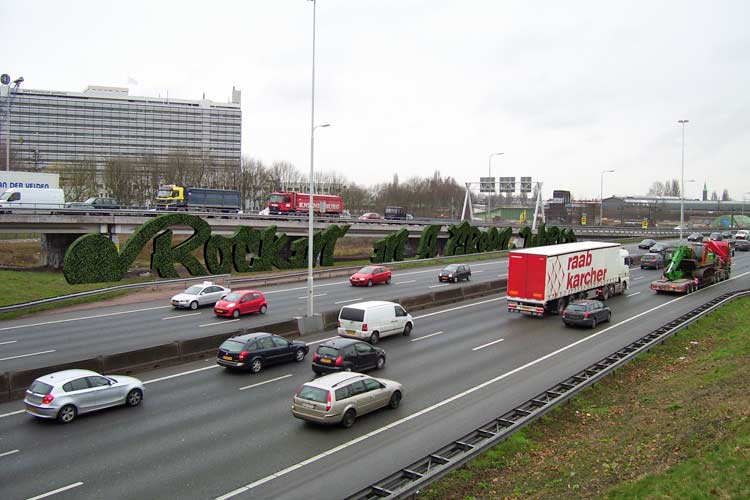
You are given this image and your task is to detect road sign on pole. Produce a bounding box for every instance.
[479,177,496,193]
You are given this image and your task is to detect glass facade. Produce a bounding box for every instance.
[2,86,241,170]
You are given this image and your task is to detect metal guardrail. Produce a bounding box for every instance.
[345,288,750,499]
[0,251,511,314]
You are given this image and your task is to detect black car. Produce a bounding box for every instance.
[312,338,385,375]
[735,239,750,251]
[721,231,734,239]
[438,264,471,283]
[687,232,704,242]
[561,300,611,328]
[217,332,308,373]
[648,243,667,254]
[708,232,723,241]
[638,239,656,249]
[640,253,664,269]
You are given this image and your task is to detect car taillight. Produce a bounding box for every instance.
[238,351,249,361]
[335,355,343,367]
[562,311,566,317]
[42,394,54,405]
[313,352,320,362]
[337,320,341,327]
[325,391,332,411]
[362,323,368,332]
[584,312,590,319]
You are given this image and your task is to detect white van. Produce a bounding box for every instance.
[337,300,413,344]
[0,188,65,209]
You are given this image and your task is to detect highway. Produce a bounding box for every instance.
[0,241,654,371]
[0,248,746,500]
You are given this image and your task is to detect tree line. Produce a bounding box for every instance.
[648,178,731,201]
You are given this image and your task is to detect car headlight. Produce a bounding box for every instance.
[449,274,453,278]
[360,278,365,281]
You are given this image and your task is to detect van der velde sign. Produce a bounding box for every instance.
[63,213,575,284]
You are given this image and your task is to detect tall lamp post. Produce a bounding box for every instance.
[599,169,614,226]
[744,192,750,218]
[2,74,24,171]
[486,152,504,223]
[678,119,689,240]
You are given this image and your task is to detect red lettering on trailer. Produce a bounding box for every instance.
[566,267,607,289]
[567,251,593,270]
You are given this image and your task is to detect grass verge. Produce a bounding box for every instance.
[421,296,750,500]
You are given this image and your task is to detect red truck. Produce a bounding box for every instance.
[268,192,344,216]
[506,241,631,317]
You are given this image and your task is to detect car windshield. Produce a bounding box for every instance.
[219,339,246,353]
[224,292,243,302]
[340,307,365,322]
[184,285,202,295]
[443,265,459,272]
[0,191,11,201]
[317,346,340,357]
[29,380,54,395]
[642,254,656,260]
[297,385,329,403]
[269,194,285,203]
[358,267,374,275]
[83,197,97,204]
[156,188,173,198]
[567,304,587,312]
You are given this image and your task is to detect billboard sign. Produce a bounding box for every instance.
[520,176,532,193]
[498,176,515,193]
[0,171,60,190]
[479,177,495,193]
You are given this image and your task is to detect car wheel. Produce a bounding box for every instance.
[250,358,263,374]
[466,274,470,281]
[369,331,380,344]
[640,266,645,269]
[126,388,143,407]
[341,409,356,428]
[388,391,402,409]
[453,277,458,283]
[386,276,391,284]
[367,280,373,287]
[403,323,412,336]
[344,366,352,372]
[57,405,77,424]
[232,309,240,319]
[607,312,612,323]
[259,304,268,314]
[591,318,597,329]
[190,301,198,310]
[295,348,306,362]
[376,356,386,370]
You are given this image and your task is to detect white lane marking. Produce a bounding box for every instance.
[199,319,240,328]
[334,298,362,305]
[264,281,347,294]
[0,350,56,362]
[306,336,339,346]
[411,331,444,342]
[0,449,19,458]
[25,482,84,500]
[498,274,507,278]
[239,374,293,391]
[0,340,18,345]
[472,338,505,351]
[0,306,172,332]
[627,292,641,297]
[414,297,505,320]
[429,284,450,289]
[214,271,750,499]
[0,410,24,419]
[395,280,416,285]
[472,270,485,274]
[633,276,644,280]
[297,293,327,300]
[143,365,220,385]
[161,312,202,320]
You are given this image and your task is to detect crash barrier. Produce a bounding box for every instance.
[345,288,750,500]
[0,280,507,402]
[2,252,511,314]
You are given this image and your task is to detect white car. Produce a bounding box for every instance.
[171,282,230,310]
[735,230,749,240]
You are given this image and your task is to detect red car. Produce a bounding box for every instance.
[214,290,267,318]
[350,266,391,286]
[358,212,382,220]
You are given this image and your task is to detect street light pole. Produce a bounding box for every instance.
[306,0,322,317]
[678,119,689,240]
[599,169,614,226]
[3,75,23,171]
[486,152,503,223]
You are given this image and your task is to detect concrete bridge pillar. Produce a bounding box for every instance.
[40,234,84,269]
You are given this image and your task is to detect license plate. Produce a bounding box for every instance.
[301,403,314,409]
[27,406,36,413]
[321,358,331,364]
[222,356,232,361]
[346,330,356,335]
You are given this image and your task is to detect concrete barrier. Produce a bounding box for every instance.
[460,281,493,299]
[398,293,436,312]
[101,342,181,375]
[179,332,237,362]
[322,310,340,330]
[9,357,104,401]
[432,287,465,306]
[261,319,300,337]
[0,372,10,404]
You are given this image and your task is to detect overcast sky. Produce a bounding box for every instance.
[2,0,748,199]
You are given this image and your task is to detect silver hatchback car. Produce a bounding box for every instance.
[24,369,144,424]
[291,372,403,428]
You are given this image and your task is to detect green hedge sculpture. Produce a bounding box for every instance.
[416,224,441,259]
[370,228,409,264]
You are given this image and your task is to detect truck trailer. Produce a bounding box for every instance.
[155,185,241,212]
[650,240,731,294]
[507,241,631,316]
[268,191,344,216]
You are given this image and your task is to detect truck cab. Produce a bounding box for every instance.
[156,185,185,210]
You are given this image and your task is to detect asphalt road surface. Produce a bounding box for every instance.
[0,248,746,500]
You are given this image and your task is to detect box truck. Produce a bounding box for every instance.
[506,241,630,317]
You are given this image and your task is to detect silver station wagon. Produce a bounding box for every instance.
[24,369,144,424]
[292,372,403,428]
